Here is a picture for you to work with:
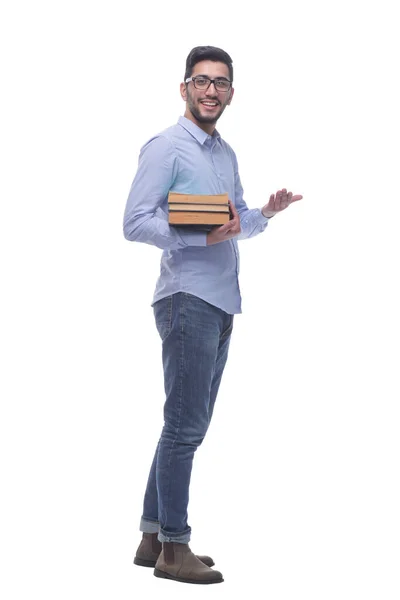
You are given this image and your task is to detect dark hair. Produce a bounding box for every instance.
[184,46,233,82]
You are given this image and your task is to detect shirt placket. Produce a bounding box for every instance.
[208,139,241,281]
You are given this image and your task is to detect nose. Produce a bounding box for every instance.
[205,82,218,95]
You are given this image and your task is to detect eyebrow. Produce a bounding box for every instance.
[193,74,230,81]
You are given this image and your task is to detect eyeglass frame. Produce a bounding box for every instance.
[185,76,233,92]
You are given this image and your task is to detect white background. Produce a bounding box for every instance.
[1,0,399,598]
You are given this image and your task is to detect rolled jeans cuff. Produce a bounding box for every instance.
[158,528,191,544]
[140,517,159,534]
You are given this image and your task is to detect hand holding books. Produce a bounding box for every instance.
[206,199,241,246]
[168,192,240,245]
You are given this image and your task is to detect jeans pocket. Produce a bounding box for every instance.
[153,295,173,341]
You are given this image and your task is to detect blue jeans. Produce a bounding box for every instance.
[139,292,234,543]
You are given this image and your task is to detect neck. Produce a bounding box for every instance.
[183,108,216,136]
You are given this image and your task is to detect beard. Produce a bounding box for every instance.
[186,91,228,124]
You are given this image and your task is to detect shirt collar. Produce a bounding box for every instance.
[178,115,221,146]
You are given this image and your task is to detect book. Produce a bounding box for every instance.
[169,211,230,225]
[169,203,229,212]
[168,192,230,226]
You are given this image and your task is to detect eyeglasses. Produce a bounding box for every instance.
[185,76,232,92]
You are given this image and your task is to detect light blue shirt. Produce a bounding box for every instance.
[123,116,270,314]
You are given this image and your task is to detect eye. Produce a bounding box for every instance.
[216,79,230,89]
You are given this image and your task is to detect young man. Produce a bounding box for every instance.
[123,46,302,585]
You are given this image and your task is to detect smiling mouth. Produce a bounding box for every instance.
[200,100,219,108]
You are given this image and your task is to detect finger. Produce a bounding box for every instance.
[218,216,234,232]
[267,194,275,210]
[227,212,240,227]
[283,187,291,206]
[275,190,283,211]
[219,222,233,233]
[291,195,303,202]
[229,199,239,218]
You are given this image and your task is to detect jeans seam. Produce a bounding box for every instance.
[167,295,173,333]
[162,294,185,531]
[220,315,234,340]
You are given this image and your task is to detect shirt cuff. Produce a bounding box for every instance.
[259,208,271,221]
[178,229,208,247]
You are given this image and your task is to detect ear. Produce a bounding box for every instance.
[226,87,235,106]
[180,82,188,101]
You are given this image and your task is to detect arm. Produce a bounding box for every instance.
[230,149,303,234]
[123,135,207,250]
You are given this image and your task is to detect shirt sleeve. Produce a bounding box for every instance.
[123,135,207,250]
[229,148,270,241]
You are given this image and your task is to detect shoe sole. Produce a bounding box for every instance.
[133,557,156,567]
[134,557,215,568]
[154,568,223,585]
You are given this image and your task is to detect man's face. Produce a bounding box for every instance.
[181,60,234,126]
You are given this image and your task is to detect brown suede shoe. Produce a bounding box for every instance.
[154,542,223,584]
[133,533,214,568]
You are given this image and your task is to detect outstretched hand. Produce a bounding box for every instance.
[262,189,303,218]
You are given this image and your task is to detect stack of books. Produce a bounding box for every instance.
[168,192,230,227]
